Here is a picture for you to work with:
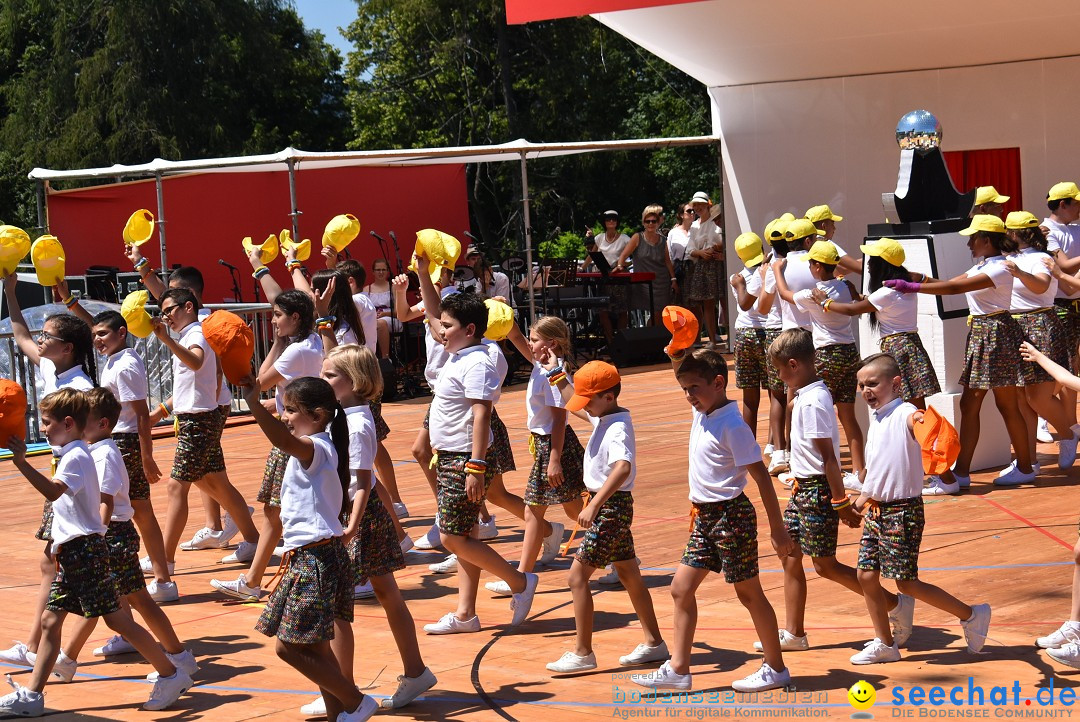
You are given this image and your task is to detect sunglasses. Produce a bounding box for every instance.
[644,218,660,224]
[159,304,181,318]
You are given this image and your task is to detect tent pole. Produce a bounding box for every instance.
[519,151,536,325]
[287,158,300,241]
[155,172,168,271]
[715,140,729,352]
[35,180,47,234]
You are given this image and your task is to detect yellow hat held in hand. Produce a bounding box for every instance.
[122,209,155,246]
[30,235,66,286]
[279,229,311,262]
[322,214,361,252]
[1004,211,1040,230]
[121,290,154,339]
[242,234,279,265]
[408,229,461,283]
[804,240,840,265]
[484,298,514,341]
[960,214,1007,236]
[860,238,906,267]
[0,225,31,276]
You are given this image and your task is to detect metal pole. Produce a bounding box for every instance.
[155,172,168,271]
[715,140,730,352]
[35,180,47,234]
[519,151,535,324]
[287,158,301,241]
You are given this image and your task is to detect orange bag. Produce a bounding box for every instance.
[912,406,960,475]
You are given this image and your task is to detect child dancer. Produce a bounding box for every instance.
[850,354,990,663]
[757,217,793,474]
[728,232,772,437]
[633,348,794,691]
[0,390,191,716]
[240,375,376,722]
[544,360,667,673]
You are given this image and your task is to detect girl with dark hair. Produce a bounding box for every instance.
[310,269,365,348]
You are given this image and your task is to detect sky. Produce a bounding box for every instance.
[293,0,355,58]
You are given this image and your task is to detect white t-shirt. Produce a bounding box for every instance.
[335,322,359,347]
[862,399,924,502]
[779,244,848,331]
[794,279,856,347]
[421,286,460,384]
[485,339,508,404]
[867,286,918,336]
[99,348,148,434]
[51,440,107,552]
[594,233,631,265]
[686,220,722,254]
[761,266,782,330]
[964,256,1013,316]
[345,405,377,499]
[273,334,324,415]
[526,361,568,435]
[280,432,344,551]
[687,402,761,503]
[667,226,690,262]
[198,307,232,407]
[1009,248,1057,311]
[91,438,133,522]
[583,410,636,493]
[171,322,219,414]
[429,344,500,452]
[789,380,841,477]
[351,293,379,353]
[733,266,768,329]
[1045,218,1080,300]
[39,358,94,395]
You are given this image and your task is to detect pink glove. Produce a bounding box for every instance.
[884,279,922,293]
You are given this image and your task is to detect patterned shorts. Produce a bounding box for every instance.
[682,494,759,583]
[423,406,430,430]
[113,433,150,501]
[1055,299,1080,368]
[814,343,860,404]
[783,476,839,558]
[172,411,226,482]
[489,408,516,474]
[734,328,770,391]
[1015,308,1070,385]
[856,497,924,581]
[256,446,289,508]
[371,397,391,442]
[959,313,1034,389]
[577,491,636,569]
[525,428,587,506]
[105,520,145,597]
[764,328,785,393]
[344,492,405,581]
[435,451,496,536]
[35,500,53,542]
[880,332,941,401]
[256,539,353,644]
[47,534,121,619]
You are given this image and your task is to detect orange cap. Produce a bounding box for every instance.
[662,305,699,354]
[912,406,960,475]
[0,378,28,443]
[565,360,621,412]
[202,310,255,384]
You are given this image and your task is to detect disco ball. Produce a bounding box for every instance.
[895,109,942,153]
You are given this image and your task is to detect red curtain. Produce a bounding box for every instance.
[943,147,1022,215]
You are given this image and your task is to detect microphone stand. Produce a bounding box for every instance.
[389,231,405,274]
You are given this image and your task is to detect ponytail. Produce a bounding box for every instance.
[329,402,350,516]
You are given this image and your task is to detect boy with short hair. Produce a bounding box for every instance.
[1,389,192,716]
[852,353,990,663]
[634,348,795,691]
[544,360,666,673]
[761,329,914,652]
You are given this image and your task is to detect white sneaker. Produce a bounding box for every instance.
[850,638,901,664]
[731,662,791,692]
[93,634,136,657]
[1047,641,1080,670]
[51,650,77,683]
[413,524,442,551]
[632,660,691,690]
[338,695,378,721]
[961,603,992,652]
[995,459,1040,477]
[1061,434,1079,469]
[428,554,458,573]
[889,593,915,647]
[778,472,796,488]
[842,471,863,492]
[0,642,33,666]
[753,629,809,652]
[1038,417,1054,443]
[354,581,375,599]
[147,580,179,603]
[380,667,437,708]
[179,526,226,551]
[763,443,775,457]
[140,556,175,576]
[229,540,258,563]
[546,651,597,673]
[399,535,414,554]
[146,650,199,680]
[476,515,499,541]
[393,502,410,519]
[300,695,326,716]
[994,466,1037,487]
[222,506,254,546]
[0,677,44,717]
[210,575,264,601]
[922,477,960,496]
[423,612,480,635]
[143,669,193,711]
[768,450,789,475]
[485,580,512,596]
[620,641,669,666]
[1037,622,1080,649]
[510,572,539,627]
[539,521,565,564]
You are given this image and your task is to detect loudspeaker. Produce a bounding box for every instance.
[608,327,670,367]
[379,357,399,402]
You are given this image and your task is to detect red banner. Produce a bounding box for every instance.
[505,0,704,24]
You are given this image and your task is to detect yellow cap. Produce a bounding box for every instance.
[279,229,311,262]
[484,298,515,341]
[242,234,279,265]
[959,214,1007,236]
[30,235,65,286]
[1048,182,1080,202]
[784,218,820,241]
[859,238,905,267]
[1004,211,1040,230]
[122,209,155,246]
[806,204,843,223]
[120,290,154,339]
[408,229,461,283]
[778,212,796,222]
[804,240,840,265]
[0,225,31,276]
[974,186,1009,205]
[735,232,764,267]
[322,214,361,252]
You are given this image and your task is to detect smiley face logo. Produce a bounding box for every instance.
[848,680,876,711]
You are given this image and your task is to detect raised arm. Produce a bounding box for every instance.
[809,288,874,317]
[124,243,167,300]
[246,247,284,306]
[240,374,315,464]
[53,278,95,326]
[2,272,41,364]
[392,274,423,322]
